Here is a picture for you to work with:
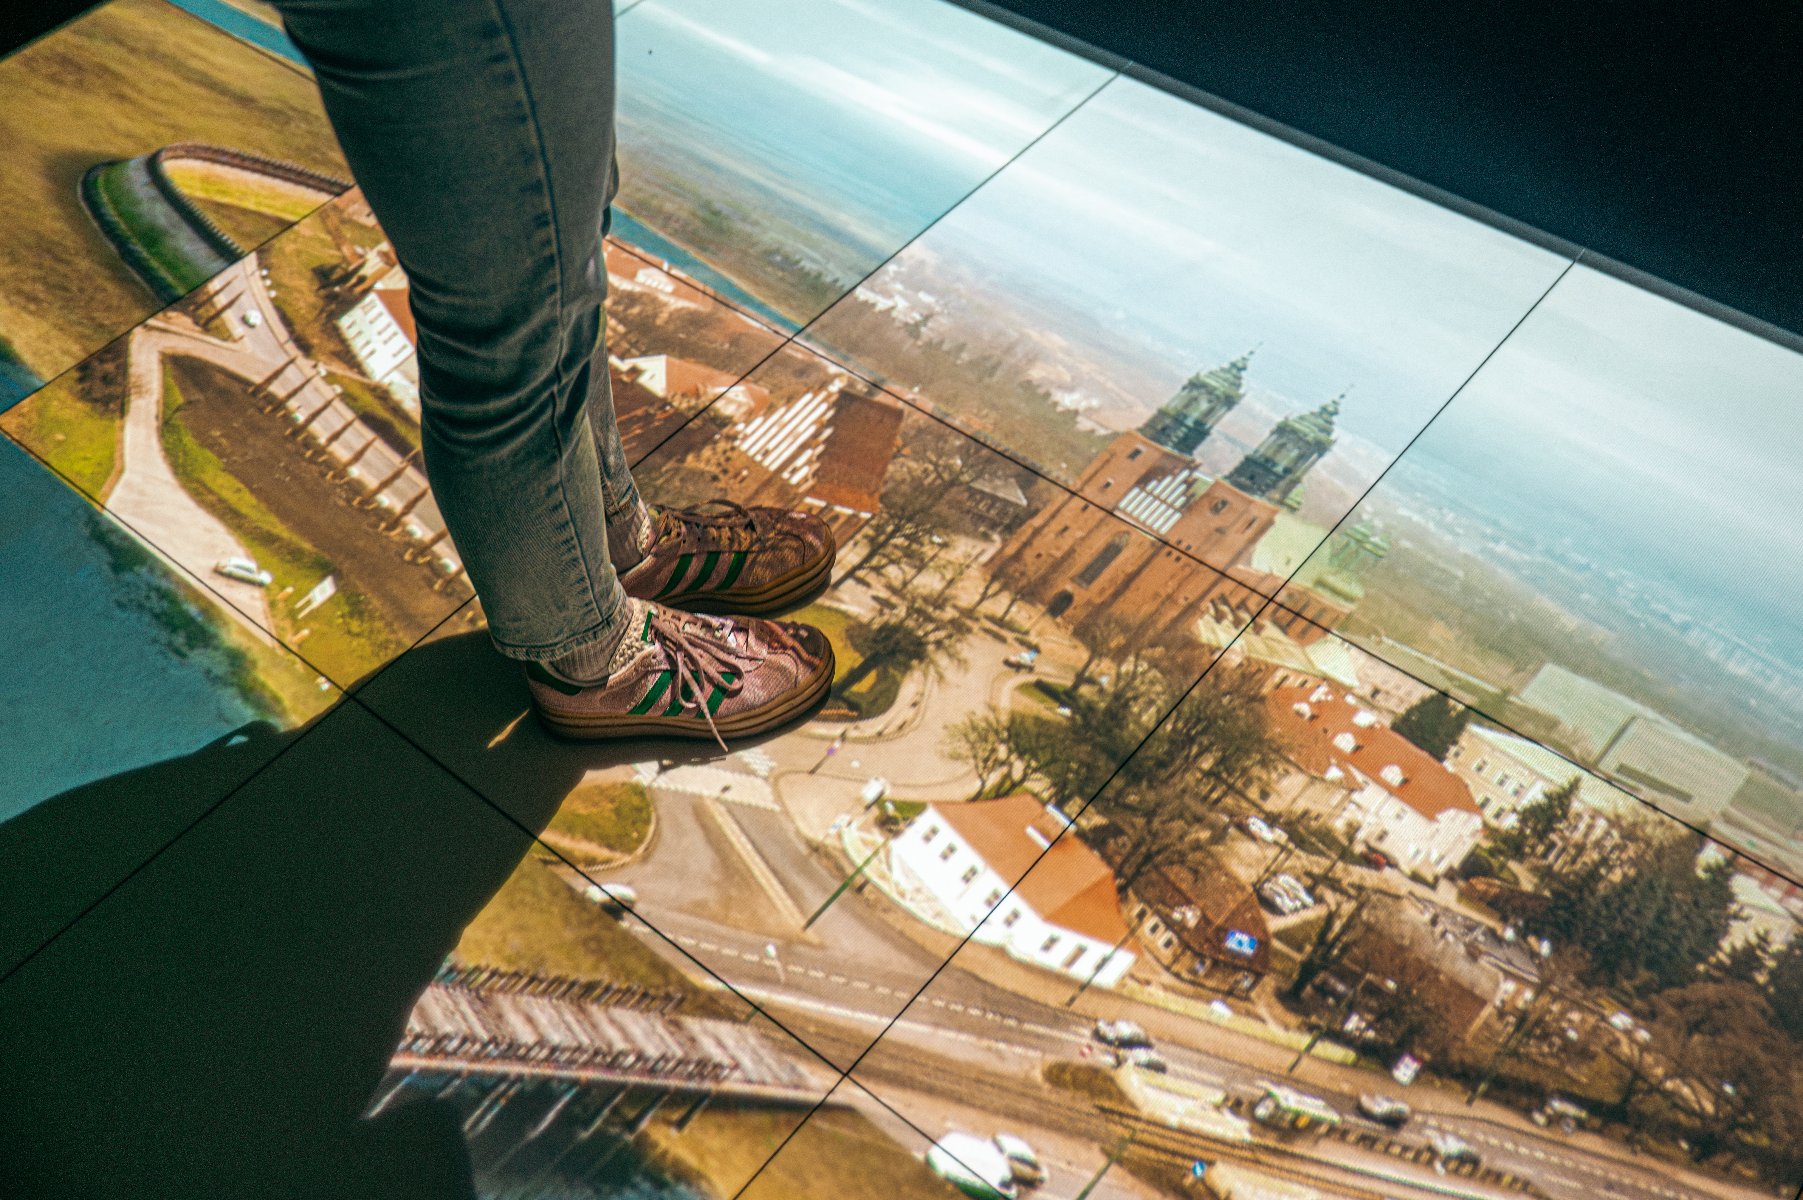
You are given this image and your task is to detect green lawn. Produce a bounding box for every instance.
[160,362,406,682]
[0,374,119,498]
[1043,1060,1128,1107]
[0,0,346,378]
[86,160,212,298]
[645,1104,960,1200]
[329,370,420,456]
[454,853,739,1018]
[162,159,323,248]
[792,602,861,684]
[546,780,654,856]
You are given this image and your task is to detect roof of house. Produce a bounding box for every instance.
[934,795,1129,944]
[808,385,903,515]
[373,288,417,346]
[1266,684,1480,820]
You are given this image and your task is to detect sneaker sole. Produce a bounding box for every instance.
[629,528,837,618]
[534,643,836,743]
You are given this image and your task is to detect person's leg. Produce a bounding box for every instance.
[272,0,632,667]
[270,0,840,740]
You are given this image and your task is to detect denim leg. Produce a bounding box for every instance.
[271,0,630,661]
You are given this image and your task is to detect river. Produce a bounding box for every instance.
[0,439,267,819]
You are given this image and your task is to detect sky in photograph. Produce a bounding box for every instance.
[619,0,1111,257]
[1395,266,1803,643]
[910,78,1572,455]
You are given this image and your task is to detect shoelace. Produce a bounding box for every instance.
[646,606,811,749]
[658,499,803,555]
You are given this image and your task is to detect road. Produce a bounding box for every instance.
[581,748,1753,1200]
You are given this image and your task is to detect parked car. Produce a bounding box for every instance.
[1240,815,1279,843]
[240,309,262,328]
[1003,648,1039,671]
[583,882,638,910]
[1258,874,1315,915]
[1356,1093,1412,1129]
[1092,1018,1151,1049]
[1117,1046,1169,1073]
[991,1133,1047,1187]
[1427,1129,1481,1168]
[1359,847,1392,870]
[1532,1096,1589,1135]
[213,556,273,587]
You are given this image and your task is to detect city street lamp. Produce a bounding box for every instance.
[763,942,785,985]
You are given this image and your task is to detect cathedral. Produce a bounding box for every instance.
[987,353,1373,651]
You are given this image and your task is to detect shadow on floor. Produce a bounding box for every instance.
[0,630,695,1199]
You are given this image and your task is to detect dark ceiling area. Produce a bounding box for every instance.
[7,0,1800,336]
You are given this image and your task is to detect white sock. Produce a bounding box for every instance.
[543,597,651,686]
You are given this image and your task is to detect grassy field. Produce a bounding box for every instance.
[329,370,420,455]
[644,1104,959,1200]
[546,779,655,856]
[0,365,121,498]
[161,360,407,682]
[454,852,741,1018]
[162,160,323,248]
[0,0,345,381]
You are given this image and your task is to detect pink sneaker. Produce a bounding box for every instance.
[619,500,834,615]
[526,601,834,745]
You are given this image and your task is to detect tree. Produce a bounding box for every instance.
[833,577,973,703]
[1283,890,1372,1004]
[1066,612,1133,698]
[1640,980,1796,1170]
[1489,775,1580,862]
[1710,930,1772,986]
[1764,934,1803,1043]
[1390,694,1470,761]
[1532,824,1740,995]
[834,425,988,588]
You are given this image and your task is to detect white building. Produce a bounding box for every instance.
[1449,724,1636,860]
[1266,684,1485,880]
[334,285,420,413]
[889,794,1135,987]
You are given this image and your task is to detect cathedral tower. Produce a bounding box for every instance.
[1224,393,1342,505]
[1139,352,1252,457]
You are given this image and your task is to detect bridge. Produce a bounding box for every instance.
[365,968,823,1172]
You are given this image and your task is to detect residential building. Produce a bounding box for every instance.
[1265,683,1484,879]
[889,795,1135,987]
[1333,894,1545,1044]
[334,284,420,412]
[619,353,771,419]
[1448,724,1637,862]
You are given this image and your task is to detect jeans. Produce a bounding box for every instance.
[270,0,637,662]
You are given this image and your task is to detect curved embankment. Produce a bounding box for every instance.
[80,142,350,303]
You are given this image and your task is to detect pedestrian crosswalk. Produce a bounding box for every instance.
[635,760,780,810]
[735,747,776,778]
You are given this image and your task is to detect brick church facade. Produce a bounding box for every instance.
[987,354,1357,649]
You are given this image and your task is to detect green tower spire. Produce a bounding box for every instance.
[1224,391,1343,504]
[1140,350,1254,457]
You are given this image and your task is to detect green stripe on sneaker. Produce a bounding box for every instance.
[662,683,691,717]
[640,607,653,642]
[705,670,737,716]
[694,550,720,591]
[655,553,694,598]
[718,550,748,590]
[629,671,673,715]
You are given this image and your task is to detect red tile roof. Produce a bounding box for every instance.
[1266,684,1480,820]
[934,795,1130,944]
[373,288,417,347]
